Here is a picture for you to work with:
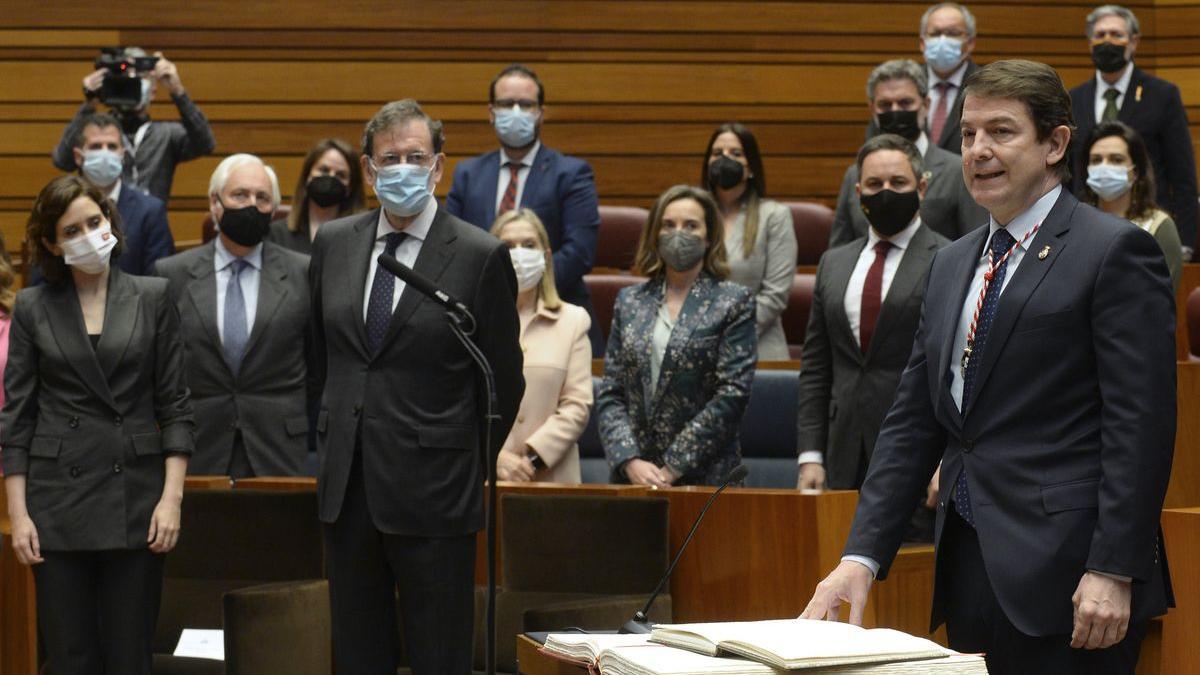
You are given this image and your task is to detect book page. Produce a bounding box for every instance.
[653,620,948,663]
[599,643,781,675]
[545,632,652,661]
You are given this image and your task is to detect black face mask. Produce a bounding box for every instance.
[876,109,922,141]
[1091,42,1129,74]
[217,201,272,246]
[307,175,348,208]
[707,155,746,190]
[859,189,921,237]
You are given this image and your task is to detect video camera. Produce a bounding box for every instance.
[93,47,159,109]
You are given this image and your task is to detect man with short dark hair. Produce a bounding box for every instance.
[52,48,216,204]
[804,60,1174,675]
[311,99,523,674]
[832,59,986,247]
[1069,4,1198,259]
[446,63,603,352]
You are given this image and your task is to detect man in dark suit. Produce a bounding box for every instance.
[71,113,175,275]
[832,59,986,247]
[446,63,602,352]
[311,99,523,674]
[1069,4,1198,259]
[154,153,314,478]
[797,135,949,511]
[803,60,1175,675]
[865,3,978,154]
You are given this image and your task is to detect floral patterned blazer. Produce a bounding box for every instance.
[596,273,756,485]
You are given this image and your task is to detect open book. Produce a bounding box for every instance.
[649,620,961,670]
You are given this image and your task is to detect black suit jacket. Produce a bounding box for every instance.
[0,269,195,551]
[154,241,314,476]
[309,207,524,535]
[864,60,977,155]
[844,189,1175,636]
[1070,67,1199,249]
[796,224,948,489]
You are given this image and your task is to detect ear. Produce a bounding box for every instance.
[1046,125,1071,167]
[41,237,62,258]
[209,192,223,224]
[360,154,374,185]
[963,35,976,54]
[918,174,929,200]
[487,104,497,126]
[430,153,445,186]
[73,147,85,168]
[1128,34,1140,55]
[855,183,862,199]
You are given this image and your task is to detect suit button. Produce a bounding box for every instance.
[112,462,123,474]
[353,405,362,417]
[68,416,79,429]
[113,415,123,427]
[962,439,974,453]
[69,466,82,478]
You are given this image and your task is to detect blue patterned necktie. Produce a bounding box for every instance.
[953,228,1017,527]
[223,259,250,375]
[365,231,407,353]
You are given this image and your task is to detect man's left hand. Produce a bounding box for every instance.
[1071,571,1131,649]
[152,52,185,96]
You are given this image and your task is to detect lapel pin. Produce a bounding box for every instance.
[1038,245,1050,260]
[1135,85,1143,103]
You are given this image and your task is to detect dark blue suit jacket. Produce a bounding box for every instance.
[844,188,1175,637]
[445,145,600,314]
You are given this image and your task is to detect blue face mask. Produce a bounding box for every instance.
[1086,163,1133,201]
[372,161,433,217]
[81,149,124,187]
[924,35,963,73]
[493,107,538,148]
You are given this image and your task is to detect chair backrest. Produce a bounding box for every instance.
[738,369,802,488]
[782,201,833,266]
[1189,286,1200,358]
[781,273,816,360]
[202,204,292,243]
[501,493,669,595]
[595,205,648,271]
[585,273,645,343]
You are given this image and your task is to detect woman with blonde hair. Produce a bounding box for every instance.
[596,185,756,487]
[490,208,592,483]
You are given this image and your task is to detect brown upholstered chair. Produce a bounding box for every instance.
[473,493,672,673]
[782,272,816,360]
[201,205,292,244]
[1188,286,1200,360]
[152,489,328,675]
[595,205,648,272]
[781,201,834,266]
[585,273,645,343]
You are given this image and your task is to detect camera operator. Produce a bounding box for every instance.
[51,47,216,205]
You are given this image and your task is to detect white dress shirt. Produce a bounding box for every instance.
[927,61,969,128]
[1092,63,1134,123]
[494,140,541,214]
[214,236,262,344]
[107,180,122,204]
[361,198,436,322]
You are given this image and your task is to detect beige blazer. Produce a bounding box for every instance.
[502,299,593,483]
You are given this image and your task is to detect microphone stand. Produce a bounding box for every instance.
[445,309,499,675]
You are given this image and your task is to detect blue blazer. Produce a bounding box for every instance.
[843,189,1174,636]
[114,185,175,276]
[445,145,600,309]
[596,274,756,486]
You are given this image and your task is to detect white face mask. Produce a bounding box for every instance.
[61,222,117,274]
[1086,163,1133,201]
[508,246,546,292]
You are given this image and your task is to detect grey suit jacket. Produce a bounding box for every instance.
[0,269,195,551]
[154,241,314,476]
[796,224,948,489]
[310,207,524,535]
[829,144,987,247]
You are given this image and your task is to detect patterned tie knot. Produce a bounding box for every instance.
[936,81,953,94]
[1104,88,1121,102]
[383,231,406,257]
[229,258,249,276]
[990,228,1016,259]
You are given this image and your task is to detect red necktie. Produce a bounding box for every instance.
[499,162,521,215]
[858,240,891,354]
[929,81,953,145]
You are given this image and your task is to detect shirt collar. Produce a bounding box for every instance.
[983,184,1061,259]
[1095,62,1134,94]
[929,60,969,88]
[214,235,263,271]
[375,196,437,243]
[108,180,122,204]
[534,296,561,321]
[915,133,929,157]
[866,215,923,252]
[500,140,541,168]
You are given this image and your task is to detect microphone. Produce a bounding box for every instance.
[620,464,749,634]
[376,254,475,333]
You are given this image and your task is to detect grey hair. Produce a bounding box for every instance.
[208,153,281,207]
[1086,5,1140,38]
[866,59,929,101]
[361,99,445,159]
[919,3,977,37]
[856,134,926,183]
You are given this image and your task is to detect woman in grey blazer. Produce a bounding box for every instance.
[701,123,797,361]
[2,176,194,675]
[596,185,756,487]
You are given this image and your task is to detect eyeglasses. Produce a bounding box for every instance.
[372,152,434,168]
[925,29,968,39]
[492,98,539,112]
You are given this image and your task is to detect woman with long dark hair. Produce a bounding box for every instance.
[266,137,365,254]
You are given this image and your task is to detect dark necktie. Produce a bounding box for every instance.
[1102,88,1121,122]
[223,259,249,375]
[953,228,1017,527]
[858,240,891,354]
[930,81,954,144]
[498,161,521,215]
[365,231,407,353]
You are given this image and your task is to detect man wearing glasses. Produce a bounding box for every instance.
[447,64,603,353]
[309,99,524,674]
